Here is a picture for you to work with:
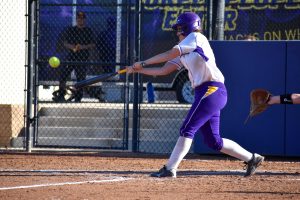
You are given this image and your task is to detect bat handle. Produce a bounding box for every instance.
[118,69,127,74]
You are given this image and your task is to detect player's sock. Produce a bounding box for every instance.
[166,136,193,170]
[220,138,253,162]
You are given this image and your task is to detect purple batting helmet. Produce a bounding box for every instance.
[172,12,201,36]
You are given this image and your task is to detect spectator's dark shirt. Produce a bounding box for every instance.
[63,26,95,61]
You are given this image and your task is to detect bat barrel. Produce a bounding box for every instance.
[74,69,127,89]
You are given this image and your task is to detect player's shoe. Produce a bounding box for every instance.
[150,165,176,178]
[244,153,264,177]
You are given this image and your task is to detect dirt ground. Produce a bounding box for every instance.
[0,152,299,200]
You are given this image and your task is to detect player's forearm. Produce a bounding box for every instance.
[144,48,180,65]
[293,94,300,104]
[267,96,280,104]
[138,68,168,76]
[138,62,177,76]
[268,93,300,105]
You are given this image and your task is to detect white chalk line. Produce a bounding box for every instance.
[0,168,298,191]
[0,176,132,191]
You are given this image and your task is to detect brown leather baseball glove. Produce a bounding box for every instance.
[245,89,272,124]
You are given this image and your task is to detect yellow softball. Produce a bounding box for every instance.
[49,56,60,68]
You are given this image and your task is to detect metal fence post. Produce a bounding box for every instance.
[25,0,36,152]
[132,0,142,152]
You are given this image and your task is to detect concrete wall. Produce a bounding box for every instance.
[0,1,26,146]
[0,1,26,104]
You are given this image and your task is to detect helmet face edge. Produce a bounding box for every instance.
[172,12,201,36]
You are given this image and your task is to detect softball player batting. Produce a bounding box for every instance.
[127,12,264,178]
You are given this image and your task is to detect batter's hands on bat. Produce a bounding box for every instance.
[133,61,145,71]
[125,66,135,74]
[126,61,145,74]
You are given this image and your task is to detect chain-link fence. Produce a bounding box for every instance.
[29,1,131,150]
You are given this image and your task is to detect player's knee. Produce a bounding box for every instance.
[179,130,195,139]
[205,138,223,151]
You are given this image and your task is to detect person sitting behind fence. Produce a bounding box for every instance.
[53,11,96,103]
